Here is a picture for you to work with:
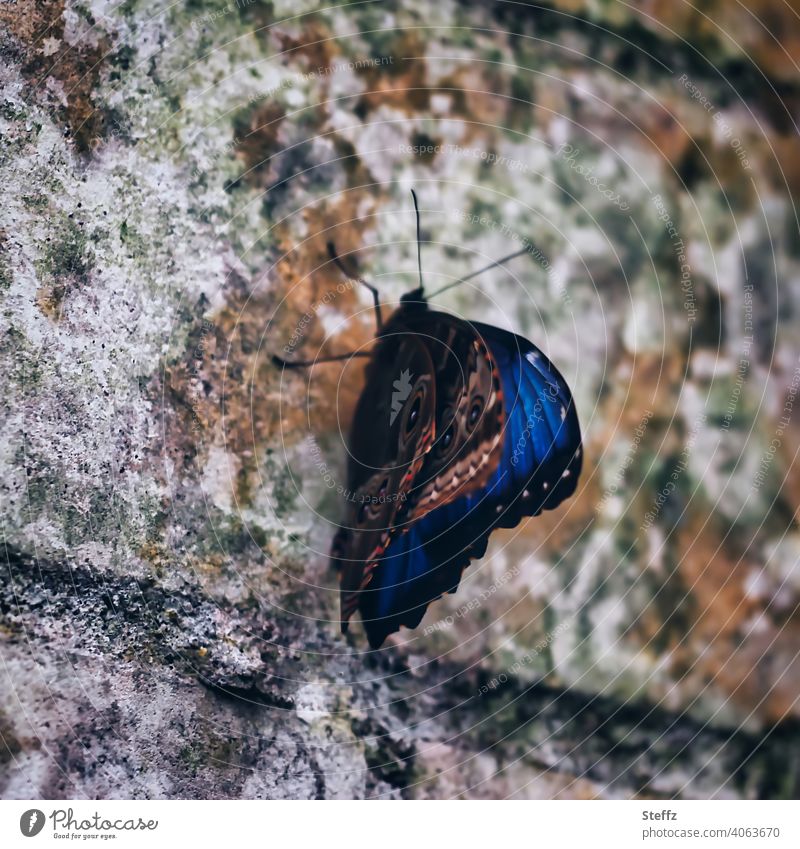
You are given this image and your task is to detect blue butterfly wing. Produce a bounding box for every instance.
[358,322,582,648]
[472,321,583,516]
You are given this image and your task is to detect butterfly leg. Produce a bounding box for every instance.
[327,241,383,331]
[272,351,371,369]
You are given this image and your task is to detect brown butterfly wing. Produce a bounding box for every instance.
[331,332,436,628]
[400,313,505,523]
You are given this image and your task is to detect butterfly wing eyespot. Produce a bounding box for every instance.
[400,386,428,447]
[467,398,483,429]
[398,319,505,522]
[435,424,455,457]
[406,395,421,432]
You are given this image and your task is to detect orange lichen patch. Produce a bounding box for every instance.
[431,64,531,142]
[627,0,717,41]
[0,710,40,764]
[35,282,67,319]
[0,712,22,765]
[776,432,800,520]
[517,456,600,558]
[330,133,376,187]
[763,133,800,198]
[645,0,800,84]
[640,105,694,168]
[522,351,686,560]
[0,0,57,41]
[512,351,683,557]
[271,198,375,347]
[555,778,604,800]
[700,143,757,207]
[444,66,511,129]
[158,193,382,508]
[739,0,800,82]
[649,507,800,723]
[233,102,286,183]
[274,17,338,72]
[276,195,380,435]
[136,541,171,572]
[575,0,800,84]
[1,0,112,151]
[355,31,431,115]
[612,352,685,430]
[533,82,568,136]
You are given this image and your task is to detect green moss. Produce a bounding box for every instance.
[785,204,800,259]
[465,198,501,237]
[50,221,90,277]
[21,193,49,211]
[706,372,754,431]
[264,450,299,518]
[119,219,147,256]
[484,47,504,65]
[34,215,94,318]
[643,564,696,657]
[506,73,535,133]
[353,718,420,796]
[249,524,268,549]
[2,329,43,389]
[179,743,205,776]
[0,244,11,291]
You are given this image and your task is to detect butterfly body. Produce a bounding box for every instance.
[331,295,582,648]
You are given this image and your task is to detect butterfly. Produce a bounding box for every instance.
[274,192,582,648]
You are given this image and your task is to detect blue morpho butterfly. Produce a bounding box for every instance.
[274,192,582,648]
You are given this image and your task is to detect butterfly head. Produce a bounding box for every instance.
[399,286,427,309]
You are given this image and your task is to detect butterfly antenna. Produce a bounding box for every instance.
[426,247,530,299]
[411,189,424,293]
